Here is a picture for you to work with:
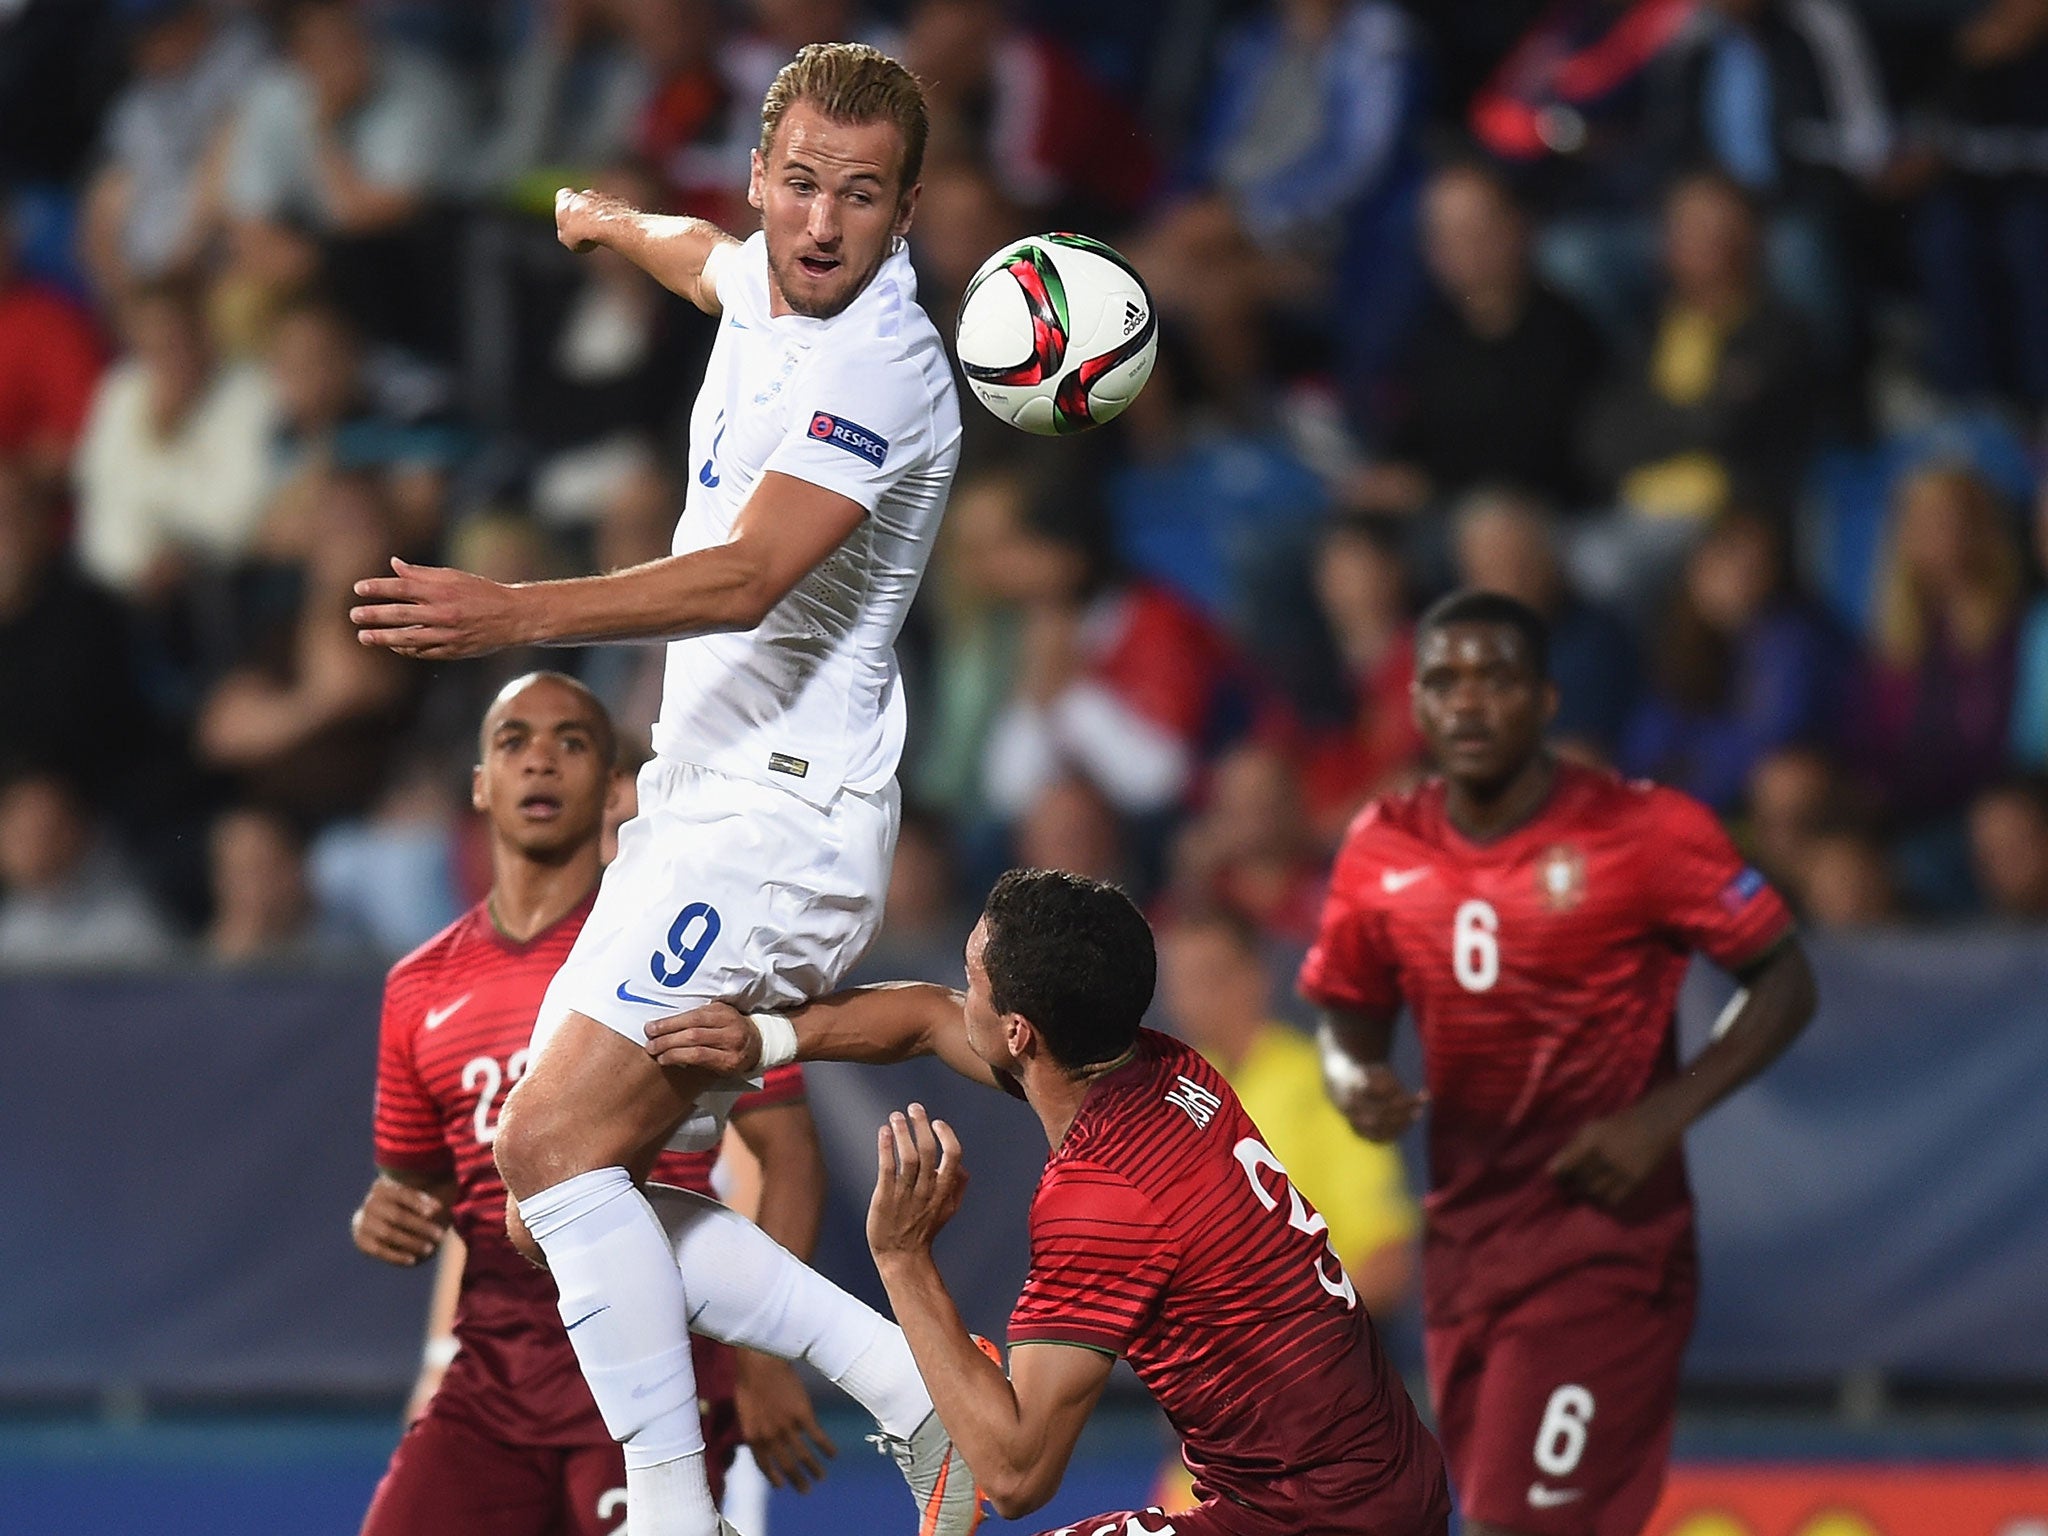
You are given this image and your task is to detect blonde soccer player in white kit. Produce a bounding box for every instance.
[351,45,977,1536]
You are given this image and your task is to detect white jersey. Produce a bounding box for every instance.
[650,231,961,806]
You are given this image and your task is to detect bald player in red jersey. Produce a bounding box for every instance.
[351,672,834,1536]
[647,869,1452,1536]
[1299,591,1819,1536]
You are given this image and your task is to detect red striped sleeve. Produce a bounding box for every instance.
[1008,1161,1179,1357]
[1644,787,1795,971]
[1298,826,1400,1014]
[372,961,454,1177]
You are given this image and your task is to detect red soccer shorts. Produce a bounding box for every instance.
[361,1363,741,1536]
[1426,1262,1696,1536]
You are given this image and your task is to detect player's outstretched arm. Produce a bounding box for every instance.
[555,187,736,315]
[350,472,865,659]
[644,984,1003,1090]
[868,1105,1113,1520]
[1549,937,1818,1207]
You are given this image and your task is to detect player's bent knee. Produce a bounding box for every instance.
[504,1198,546,1270]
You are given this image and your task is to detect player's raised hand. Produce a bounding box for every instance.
[351,1174,452,1266]
[867,1104,969,1262]
[644,1003,762,1075]
[1327,1060,1428,1144]
[350,557,523,660]
[555,187,631,253]
[734,1350,838,1492]
[1547,1097,1685,1208]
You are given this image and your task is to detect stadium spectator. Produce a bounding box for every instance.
[980,497,1244,826]
[1012,776,1130,888]
[1968,775,2048,921]
[1139,0,1422,407]
[0,770,178,968]
[2007,474,2048,767]
[1799,819,1902,927]
[0,458,163,814]
[261,295,457,563]
[195,470,417,824]
[1451,486,1637,755]
[78,0,264,305]
[308,752,465,957]
[219,0,469,340]
[1469,0,1703,333]
[1659,0,1891,358]
[72,276,278,600]
[0,212,103,495]
[1895,0,2048,410]
[610,0,742,222]
[1160,908,1417,1314]
[1166,742,1328,948]
[1580,171,1819,600]
[1355,161,1606,518]
[721,0,902,153]
[1851,461,2023,826]
[1619,510,1846,810]
[1745,744,1841,893]
[1105,328,1329,696]
[1298,515,1425,838]
[902,0,1159,227]
[473,0,642,204]
[205,804,345,965]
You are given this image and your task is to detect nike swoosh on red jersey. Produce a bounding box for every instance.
[1380,867,1431,893]
[1528,1483,1584,1508]
[423,994,472,1030]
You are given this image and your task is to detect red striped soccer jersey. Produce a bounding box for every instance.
[1299,762,1794,1322]
[373,893,804,1444]
[1009,1030,1448,1529]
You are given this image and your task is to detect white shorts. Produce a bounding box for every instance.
[532,756,900,1149]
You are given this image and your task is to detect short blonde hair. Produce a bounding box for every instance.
[758,43,929,195]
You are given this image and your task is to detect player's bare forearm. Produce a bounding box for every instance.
[1315,1007,1425,1143]
[873,1254,1101,1518]
[1316,1005,1398,1066]
[645,986,999,1089]
[352,475,865,658]
[1659,936,1817,1129]
[556,188,734,314]
[733,1102,826,1260]
[1551,939,1816,1206]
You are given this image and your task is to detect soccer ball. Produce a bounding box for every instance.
[953,232,1157,435]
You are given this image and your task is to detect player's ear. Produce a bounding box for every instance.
[893,179,920,241]
[747,149,765,213]
[1540,678,1560,730]
[470,764,486,814]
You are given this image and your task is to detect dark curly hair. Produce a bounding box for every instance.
[980,868,1156,1073]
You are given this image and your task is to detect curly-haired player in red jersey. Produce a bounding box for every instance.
[351,672,836,1536]
[646,869,1453,1536]
[1299,591,1820,1536]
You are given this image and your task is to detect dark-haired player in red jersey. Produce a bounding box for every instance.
[351,671,835,1536]
[1299,590,1820,1536]
[646,868,1453,1536]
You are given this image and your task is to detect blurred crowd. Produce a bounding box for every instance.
[5,0,2048,980]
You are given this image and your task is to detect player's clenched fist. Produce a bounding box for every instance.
[555,186,630,252]
[867,1104,968,1262]
[352,1173,452,1266]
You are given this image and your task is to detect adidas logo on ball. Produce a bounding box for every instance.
[1122,300,1143,336]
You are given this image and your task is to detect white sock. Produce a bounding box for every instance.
[646,1184,935,1439]
[518,1168,719,1535]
